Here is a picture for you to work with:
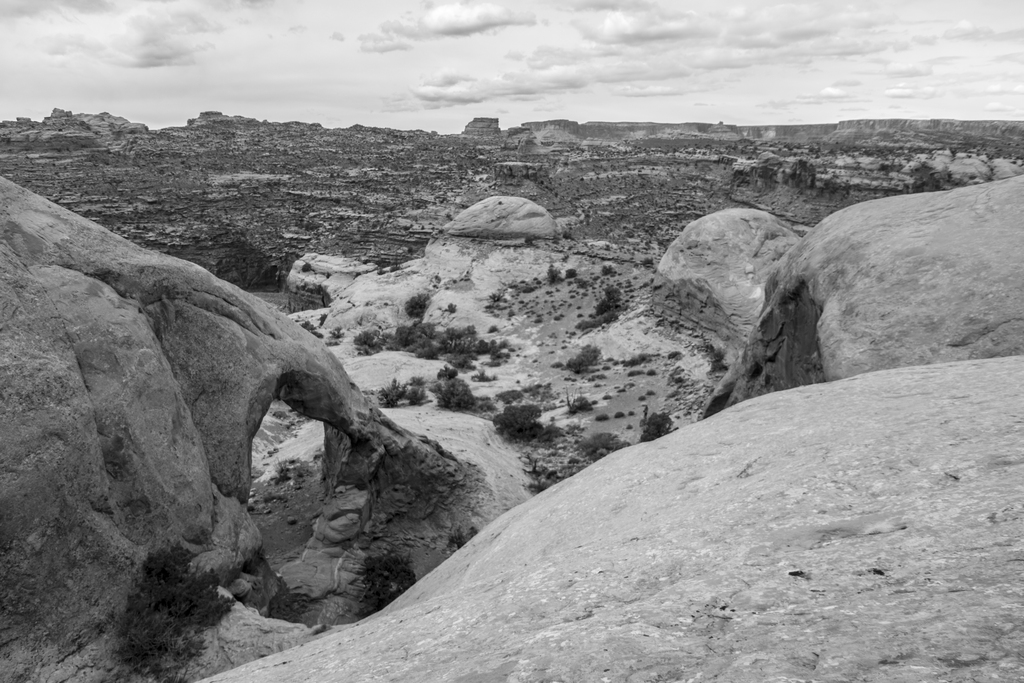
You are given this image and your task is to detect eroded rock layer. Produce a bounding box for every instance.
[0,176,500,679]
[204,355,1024,683]
[706,174,1024,415]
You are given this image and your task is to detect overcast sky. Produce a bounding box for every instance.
[2,0,1023,132]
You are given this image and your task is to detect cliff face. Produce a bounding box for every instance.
[519,117,1024,146]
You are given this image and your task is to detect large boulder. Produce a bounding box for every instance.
[0,176,514,679]
[204,355,1024,683]
[653,208,799,352]
[705,175,1024,415]
[443,196,560,240]
[285,253,377,312]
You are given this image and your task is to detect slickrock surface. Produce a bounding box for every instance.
[0,176,518,678]
[708,175,1024,415]
[444,196,561,240]
[205,355,1024,683]
[653,208,799,352]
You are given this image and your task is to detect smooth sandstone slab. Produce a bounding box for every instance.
[443,196,561,240]
[205,355,1024,683]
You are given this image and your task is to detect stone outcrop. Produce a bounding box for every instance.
[653,209,799,352]
[0,176,508,678]
[705,175,1024,416]
[443,196,560,240]
[461,117,501,137]
[204,355,1024,683]
[731,153,816,191]
[0,107,148,152]
[493,161,548,184]
[285,253,378,312]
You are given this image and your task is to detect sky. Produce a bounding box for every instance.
[2,0,1024,133]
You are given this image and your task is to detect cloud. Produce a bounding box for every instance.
[0,0,113,17]
[288,25,306,34]
[996,52,1024,64]
[944,20,1024,42]
[115,10,223,68]
[885,62,932,77]
[884,83,942,99]
[833,78,862,86]
[577,7,714,44]
[360,2,535,52]
[562,0,656,11]
[984,83,1024,95]
[611,83,703,97]
[330,32,345,42]
[984,102,1017,112]
[410,65,591,107]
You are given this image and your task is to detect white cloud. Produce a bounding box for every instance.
[114,10,222,68]
[884,83,942,99]
[329,31,344,42]
[944,20,1024,42]
[0,0,113,17]
[885,62,932,77]
[360,2,535,52]
[578,7,713,44]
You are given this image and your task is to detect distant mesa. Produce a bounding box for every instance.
[462,117,501,138]
[0,107,148,152]
[653,208,799,353]
[188,111,261,127]
[443,196,561,240]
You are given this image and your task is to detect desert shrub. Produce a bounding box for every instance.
[614,411,625,418]
[446,303,458,314]
[535,423,565,443]
[493,404,543,441]
[404,292,432,319]
[546,264,563,284]
[488,291,505,304]
[640,412,673,442]
[471,369,497,382]
[378,379,407,408]
[566,391,593,414]
[566,345,602,374]
[475,396,497,412]
[495,389,524,404]
[601,264,617,276]
[622,353,653,367]
[408,375,426,387]
[667,350,682,360]
[354,329,384,355]
[594,285,623,316]
[362,552,416,614]
[575,310,619,331]
[564,268,577,279]
[594,413,610,422]
[579,432,629,461]
[405,385,428,405]
[448,526,478,550]
[431,378,476,410]
[641,256,655,266]
[116,545,233,678]
[487,324,500,333]
[437,365,459,380]
[268,588,312,624]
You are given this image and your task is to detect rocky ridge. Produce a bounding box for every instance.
[205,354,1024,683]
[0,176,526,679]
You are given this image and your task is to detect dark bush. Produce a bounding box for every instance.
[579,432,629,461]
[116,545,233,678]
[601,264,617,276]
[446,303,457,314]
[566,345,602,374]
[405,385,428,405]
[594,413,610,422]
[432,378,476,410]
[437,365,459,380]
[564,268,577,279]
[362,552,416,614]
[566,393,593,414]
[495,389,524,404]
[354,329,384,355]
[595,285,623,317]
[404,292,432,319]
[471,369,497,382]
[575,310,619,331]
[641,411,673,442]
[546,264,563,284]
[622,353,653,367]
[378,379,407,408]
[493,404,543,441]
[487,324,500,333]
[409,375,426,387]
[448,526,478,550]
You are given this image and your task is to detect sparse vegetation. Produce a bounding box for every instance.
[362,552,416,614]
[640,411,673,442]
[404,292,432,319]
[566,344,602,374]
[431,378,476,410]
[579,432,629,461]
[378,378,407,408]
[116,545,233,678]
[493,404,544,441]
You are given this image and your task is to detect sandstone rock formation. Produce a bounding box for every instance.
[493,161,548,184]
[461,117,501,137]
[443,196,560,240]
[731,153,816,191]
[705,175,1024,415]
[653,208,799,352]
[285,253,378,312]
[0,176,516,678]
[0,107,148,152]
[204,355,1024,683]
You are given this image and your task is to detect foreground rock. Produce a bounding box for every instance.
[443,196,561,240]
[205,355,1024,683]
[707,175,1024,415]
[0,176,515,679]
[653,208,799,353]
